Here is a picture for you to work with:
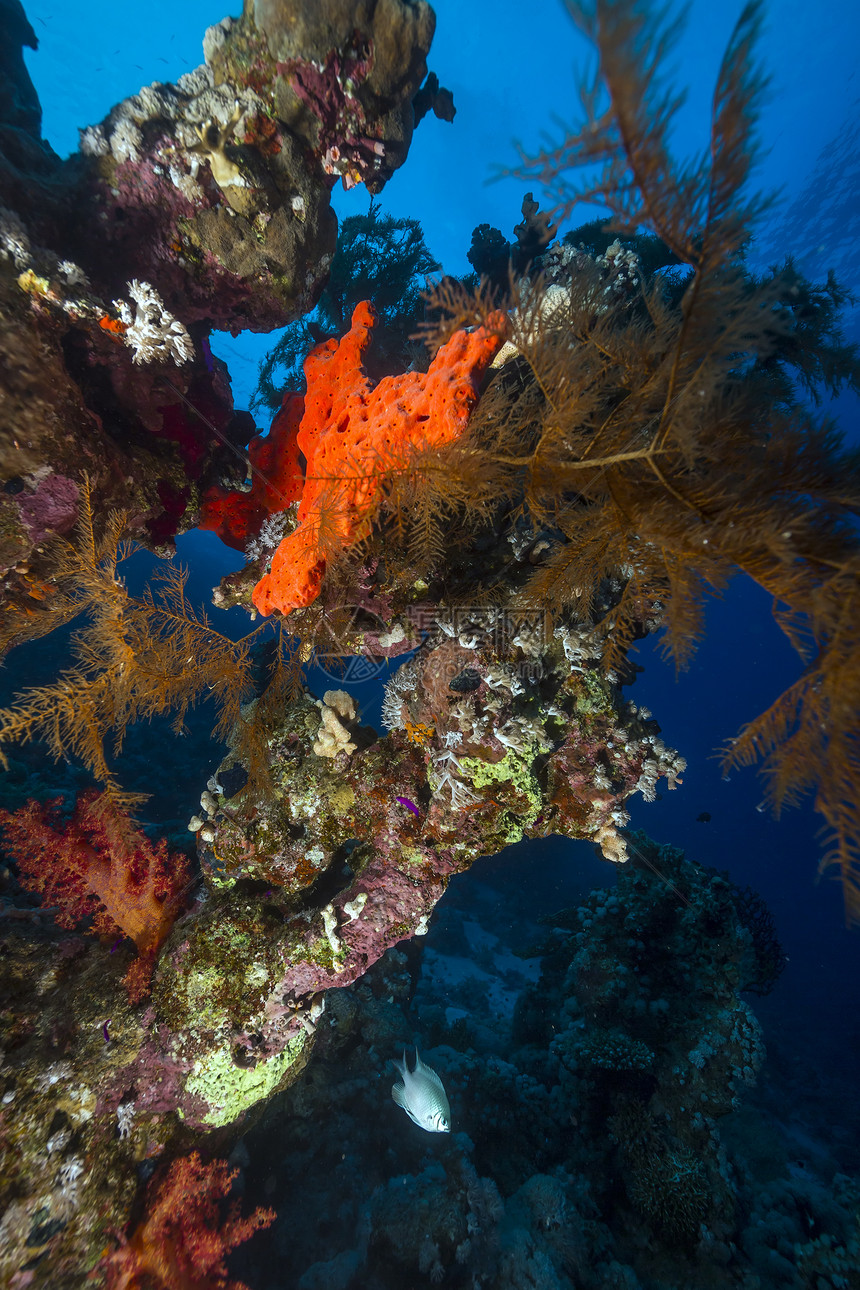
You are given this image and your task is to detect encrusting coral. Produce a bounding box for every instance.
[312,688,358,758]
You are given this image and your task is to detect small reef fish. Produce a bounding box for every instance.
[391,1048,451,1133]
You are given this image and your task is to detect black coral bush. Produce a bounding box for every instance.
[412,0,860,919]
[0,478,302,809]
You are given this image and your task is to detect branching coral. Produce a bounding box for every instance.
[113,278,194,366]
[251,199,440,413]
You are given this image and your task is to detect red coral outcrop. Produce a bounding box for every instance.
[252,300,507,616]
[198,391,304,550]
[101,1151,275,1290]
[0,792,190,1002]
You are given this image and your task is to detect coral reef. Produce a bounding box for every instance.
[0,1,859,1286]
[252,0,435,193]
[0,0,440,622]
[211,838,856,1290]
[0,584,685,1283]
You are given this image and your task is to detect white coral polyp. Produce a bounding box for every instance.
[381,658,421,732]
[429,749,479,811]
[114,279,194,366]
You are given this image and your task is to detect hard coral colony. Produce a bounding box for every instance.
[0,0,858,1287]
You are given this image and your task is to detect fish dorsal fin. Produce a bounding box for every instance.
[414,1051,445,1094]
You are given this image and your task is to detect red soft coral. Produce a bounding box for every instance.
[0,792,190,1002]
[198,391,305,550]
[101,1152,275,1290]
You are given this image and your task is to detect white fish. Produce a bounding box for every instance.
[391,1048,451,1133]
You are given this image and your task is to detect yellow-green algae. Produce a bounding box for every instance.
[459,746,543,844]
[570,667,618,717]
[185,1032,308,1127]
[322,780,356,816]
[399,842,427,870]
[155,893,300,1034]
[177,963,232,1032]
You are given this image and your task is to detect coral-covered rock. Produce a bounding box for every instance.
[16,472,79,544]
[0,0,443,629]
[74,68,337,336]
[252,0,435,191]
[178,600,685,1076]
[0,210,256,612]
[64,0,436,333]
[0,573,688,1287]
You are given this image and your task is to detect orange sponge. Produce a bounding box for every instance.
[253,301,506,616]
